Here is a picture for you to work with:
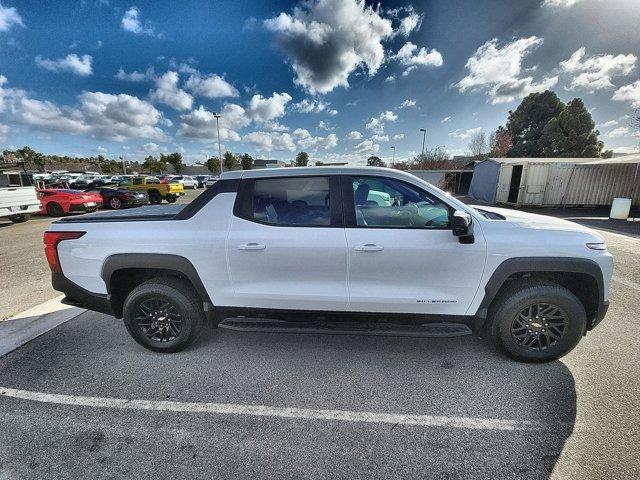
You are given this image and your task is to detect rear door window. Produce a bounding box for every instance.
[236,176,335,227]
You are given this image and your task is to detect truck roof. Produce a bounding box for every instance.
[221,166,416,181]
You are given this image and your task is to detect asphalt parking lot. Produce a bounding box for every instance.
[0,198,639,479]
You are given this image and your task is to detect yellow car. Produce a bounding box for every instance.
[119,176,184,204]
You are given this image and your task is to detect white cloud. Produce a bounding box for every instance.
[264,0,394,94]
[448,127,482,140]
[371,133,389,142]
[0,3,23,31]
[606,126,630,138]
[150,71,193,111]
[292,128,338,150]
[355,139,380,154]
[177,104,246,142]
[612,80,640,107]
[96,146,108,154]
[116,66,156,82]
[143,142,160,152]
[292,98,330,113]
[346,131,362,140]
[246,92,292,123]
[384,75,396,83]
[35,54,93,76]
[185,73,239,98]
[318,120,334,131]
[121,6,154,36]
[3,79,167,142]
[457,37,557,104]
[393,133,404,140]
[243,131,296,152]
[441,116,451,123]
[560,47,636,91]
[392,42,443,76]
[365,110,398,133]
[542,0,584,7]
[399,99,416,108]
[597,120,618,128]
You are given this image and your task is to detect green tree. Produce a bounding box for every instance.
[315,161,324,166]
[539,98,603,157]
[366,155,386,167]
[143,155,168,174]
[163,152,184,173]
[240,153,253,170]
[507,90,564,157]
[295,151,309,166]
[17,146,47,172]
[223,151,238,170]
[206,157,221,174]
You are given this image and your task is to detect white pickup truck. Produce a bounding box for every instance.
[45,167,613,362]
[0,172,41,223]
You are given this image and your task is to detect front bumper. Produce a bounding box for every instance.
[52,272,115,317]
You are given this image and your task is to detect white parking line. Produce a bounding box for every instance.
[0,386,564,432]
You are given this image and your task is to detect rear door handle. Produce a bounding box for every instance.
[354,244,384,252]
[238,242,266,251]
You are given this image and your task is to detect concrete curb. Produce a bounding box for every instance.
[0,296,85,358]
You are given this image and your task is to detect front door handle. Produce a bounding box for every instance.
[238,242,266,251]
[354,244,384,252]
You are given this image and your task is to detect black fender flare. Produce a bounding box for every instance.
[475,256,605,326]
[101,253,213,311]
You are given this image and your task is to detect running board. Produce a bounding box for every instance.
[218,318,472,338]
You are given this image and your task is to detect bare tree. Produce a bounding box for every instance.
[412,147,451,169]
[488,126,513,157]
[467,131,487,158]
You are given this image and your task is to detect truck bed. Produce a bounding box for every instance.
[55,204,186,223]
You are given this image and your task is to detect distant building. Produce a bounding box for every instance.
[253,159,286,168]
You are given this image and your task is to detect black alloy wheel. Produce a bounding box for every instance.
[135,298,183,343]
[510,303,567,351]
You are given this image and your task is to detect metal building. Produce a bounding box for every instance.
[468,155,640,207]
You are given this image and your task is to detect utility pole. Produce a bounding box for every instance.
[214,113,223,174]
[390,146,396,167]
[420,128,427,156]
[119,155,126,175]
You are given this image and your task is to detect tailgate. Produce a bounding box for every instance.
[169,184,184,193]
[0,187,39,209]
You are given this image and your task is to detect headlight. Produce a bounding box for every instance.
[586,242,607,251]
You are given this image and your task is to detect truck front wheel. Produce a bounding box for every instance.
[148,191,162,204]
[488,282,586,362]
[166,195,177,203]
[123,277,204,353]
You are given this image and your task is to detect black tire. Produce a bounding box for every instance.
[488,281,586,362]
[123,277,204,353]
[9,213,30,223]
[109,197,123,209]
[46,202,65,217]
[148,190,162,205]
[166,195,177,203]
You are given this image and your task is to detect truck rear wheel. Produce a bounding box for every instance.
[488,282,586,362]
[123,277,204,353]
[166,195,177,203]
[9,213,30,223]
[148,191,162,204]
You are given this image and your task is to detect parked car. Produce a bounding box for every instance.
[85,186,148,209]
[169,175,199,189]
[118,176,184,204]
[195,175,210,188]
[45,167,613,362]
[37,189,103,216]
[0,172,40,223]
[205,176,219,188]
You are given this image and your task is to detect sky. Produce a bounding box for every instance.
[0,0,639,165]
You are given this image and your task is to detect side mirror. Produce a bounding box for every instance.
[451,210,474,244]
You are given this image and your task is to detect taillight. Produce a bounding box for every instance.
[43,231,86,274]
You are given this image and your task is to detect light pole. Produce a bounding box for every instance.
[119,155,126,175]
[213,112,223,174]
[420,128,427,156]
[390,146,396,167]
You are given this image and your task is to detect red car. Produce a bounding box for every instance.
[37,189,103,217]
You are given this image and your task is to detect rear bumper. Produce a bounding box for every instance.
[0,203,41,217]
[69,201,102,212]
[52,272,115,317]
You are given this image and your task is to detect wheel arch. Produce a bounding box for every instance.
[475,257,604,331]
[101,253,213,318]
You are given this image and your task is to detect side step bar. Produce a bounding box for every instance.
[218,318,472,338]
